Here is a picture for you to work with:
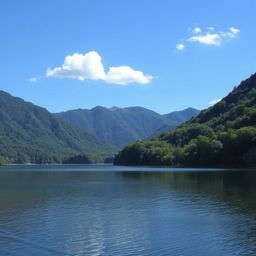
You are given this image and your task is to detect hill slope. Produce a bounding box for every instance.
[152,108,200,136]
[56,107,199,148]
[56,106,177,147]
[0,91,116,163]
[114,73,256,167]
[164,107,200,124]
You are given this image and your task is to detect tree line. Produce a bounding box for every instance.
[114,73,256,167]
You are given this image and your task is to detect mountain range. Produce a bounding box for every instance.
[56,107,199,147]
[0,91,116,163]
[114,73,256,167]
[0,90,199,164]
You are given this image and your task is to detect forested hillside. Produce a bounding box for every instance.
[0,91,116,163]
[56,106,199,147]
[114,73,256,167]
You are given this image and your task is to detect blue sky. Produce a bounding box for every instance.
[0,0,256,114]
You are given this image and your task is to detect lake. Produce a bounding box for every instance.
[0,165,256,256]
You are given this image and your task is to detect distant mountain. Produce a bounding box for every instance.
[164,108,200,124]
[0,91,116,163]
[153,108,200,136]
[56,106,175,148]
[56,106,199,148]
[114,73,256,167]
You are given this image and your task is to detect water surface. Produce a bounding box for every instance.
[0,165,255,255]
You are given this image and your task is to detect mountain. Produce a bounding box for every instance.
[56,106,175,147]
[56,106,199,148]
[152,108,200,136]
[164,107,200,124]
[0,91,116,163]
[114,73,256,167]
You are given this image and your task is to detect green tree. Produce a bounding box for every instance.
[0,156,6,166]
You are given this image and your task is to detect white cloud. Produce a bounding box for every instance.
[176,43,185,51]
[188,33,221,46]
[187,27,240,47]
[208,99,221,105]
[29,77,41,83]
[220,27,240,39]
[192,27,201,34]
[105,66,152,85]
[46,51,152,85]
[46,52,106,81]
[230,27,240,34]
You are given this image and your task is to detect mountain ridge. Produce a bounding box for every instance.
[56,106,200,147]
[0,90,116,163]
[164,107,200,124]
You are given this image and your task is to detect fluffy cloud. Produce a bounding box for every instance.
[46,52,105,81]
[208,99,221,105]
[188,33,221,46]
[176,44,185,51]
[188,27,240,46]
[46,51,152,85]
[176,27,240,50]
[221,27,240,39]
[192,27,201,34]
[105,66,152,85]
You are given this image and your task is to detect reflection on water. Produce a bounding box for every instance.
[0,165,256,256]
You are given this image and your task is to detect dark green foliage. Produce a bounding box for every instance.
[0,91,116,163]
[160,124,216,146]
[0,156,6,166]
[114,140,173,165]
[56,106,199,148]
[63,153,103,164]
[114,73,256,167]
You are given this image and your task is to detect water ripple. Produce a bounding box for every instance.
[0,167,256,255]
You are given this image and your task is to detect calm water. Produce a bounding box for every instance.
[0,165,256,256]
